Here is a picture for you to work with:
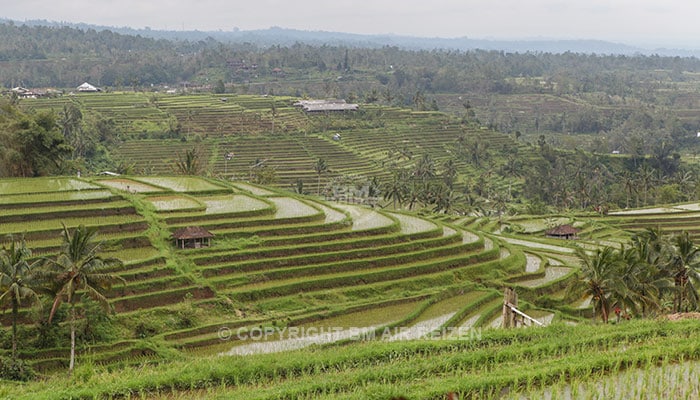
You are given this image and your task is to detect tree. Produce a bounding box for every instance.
[313,158,329,196]
[413,154,435,181]
[431,184,461,214]
[441,159,458,188]
[382,171,407,209]
[173,147,203,175]
[667,232,700,312]
[44,225,124,374]
[6,111,72,177]
[572,247,621,323]
[59,104,83,159]
[636,164,656,206]
[616,244,667,318]
[212,79,225,94]
[0,239,41,358]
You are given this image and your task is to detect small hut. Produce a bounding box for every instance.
[545,224,579,240]
[76,82,101,92]
[172,226,214,249]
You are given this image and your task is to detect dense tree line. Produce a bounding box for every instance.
[0,99,120,177]
[3,21,700,98]
[574,229,700,323]
[520,136,700,211]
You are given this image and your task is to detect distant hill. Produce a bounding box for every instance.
[4,18,699,56]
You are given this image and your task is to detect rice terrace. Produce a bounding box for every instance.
[2,92,700,397]
[3,33,700,398]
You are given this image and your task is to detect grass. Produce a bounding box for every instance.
[0,177,99,194]
[0,190,114,205]
[5,319,700,399]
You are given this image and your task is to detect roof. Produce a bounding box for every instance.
[292,99,359,112]
[545,224,579,236]
[77,82,100,92]
[172,226,215,239]
[302,103,359,112]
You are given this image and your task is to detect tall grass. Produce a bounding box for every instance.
[4,319,699,399]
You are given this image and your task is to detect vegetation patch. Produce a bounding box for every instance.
[0,190,114,206]
[0,178,99,195]
[333,204,395,231]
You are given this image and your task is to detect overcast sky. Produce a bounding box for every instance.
[4,0,700,48]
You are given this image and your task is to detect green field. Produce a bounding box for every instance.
[3,93,700,398]
[0,170,699,398]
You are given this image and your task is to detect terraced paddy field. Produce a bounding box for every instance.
[3,175,700,398]
[23,93,531,196]
[0,176,576,368]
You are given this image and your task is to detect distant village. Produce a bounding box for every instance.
[5,82,360,113]
[7,82,101,99]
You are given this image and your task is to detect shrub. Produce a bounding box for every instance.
[0,356,35,381]
[79,298,117,343]
[134,321,161,339]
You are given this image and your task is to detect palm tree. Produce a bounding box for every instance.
[636,164,656,206]
[616,245,668,318]
[382,171,407,209]
[413,154,435,181]
[44,225,124,373]
[572,246,621,323]
[313,158,328,196]
[431,185,461,214]
[173,147,202,175]
[621,171,637,209]
[441,159,458,189]
[0,239,41,358]
[668,232,700,312]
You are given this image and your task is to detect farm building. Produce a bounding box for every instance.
[545,224,579,240]
[172,226,215,249]
[294,99,359,113]
[11,87,38,98]
[77,82,101,92]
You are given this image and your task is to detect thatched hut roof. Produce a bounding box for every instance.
[545,224,579,237]
[171,226,214,240]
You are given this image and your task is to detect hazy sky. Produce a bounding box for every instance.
[4,0,700,48]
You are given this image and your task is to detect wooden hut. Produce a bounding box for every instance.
[172,226,214,249]
[545,224,579,240]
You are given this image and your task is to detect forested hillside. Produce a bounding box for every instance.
[3,21,700,154]
[4,21,700,212]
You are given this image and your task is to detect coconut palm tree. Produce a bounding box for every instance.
[413,154,435,181]
[0,239,41,358]
[573,246,621,323]
[616,245,669,318]
[313,158,328,196]
[668,232,700,312]
[44,224,124,373]
[441,159,458,189]
[173,147,202,175]
[382,171,407,209]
